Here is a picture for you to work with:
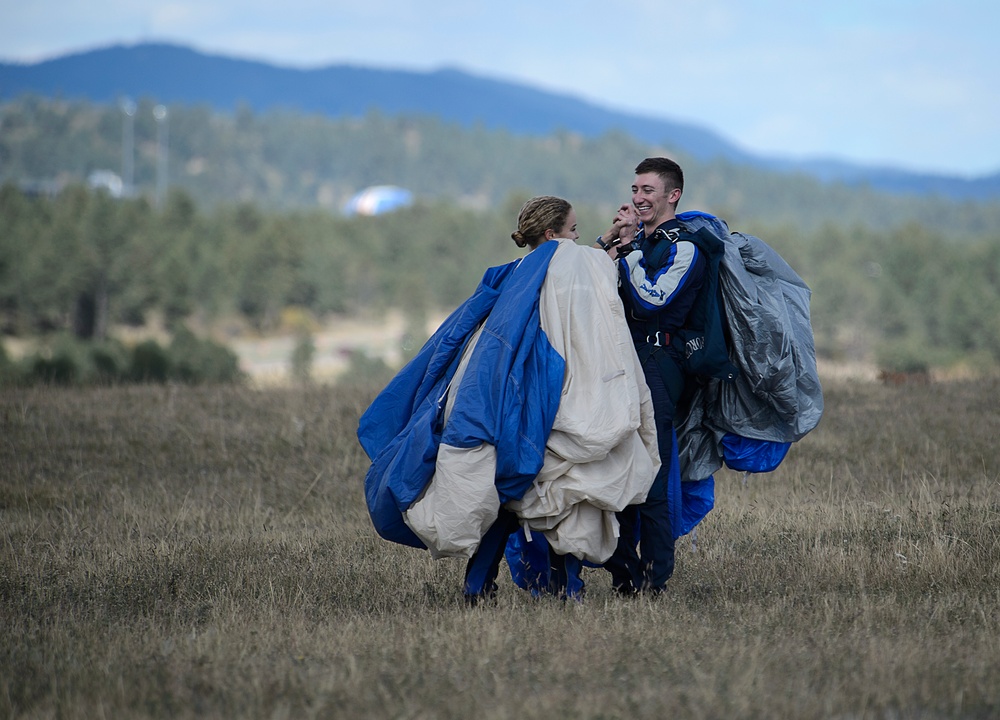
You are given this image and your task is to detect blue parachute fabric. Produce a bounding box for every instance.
[357,261,513,459]
[440,242,565,503]
[358,265,512,547]
[680,477,715,537]
[505,529,551,595]
[721,433,791,473]
[357,241,562,546]
[562,556,585,599]
[361,390,445,548]
[504,530,584,598]
[665,425,684,538]
[668,425,715,538]
[677,210,730,239]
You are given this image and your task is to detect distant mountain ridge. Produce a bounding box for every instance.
[2,42,998,200]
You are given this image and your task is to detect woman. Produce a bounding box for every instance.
[358,196,659,602]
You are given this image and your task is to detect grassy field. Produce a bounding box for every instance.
[2,377,999,719]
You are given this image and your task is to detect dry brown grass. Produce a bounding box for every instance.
[2,378,999,719]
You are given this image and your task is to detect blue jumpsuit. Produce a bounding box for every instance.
[604,217,706,593]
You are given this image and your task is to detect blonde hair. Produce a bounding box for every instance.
[511,196,572,249]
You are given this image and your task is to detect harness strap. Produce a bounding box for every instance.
[632,224,687,407]
[636,340,685,409]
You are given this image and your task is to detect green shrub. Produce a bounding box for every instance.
[88,339,130,384]
[23,335,91,386]
[129,340,172,383]
[4,333,243,387]
[874,337,953,375]
[168,328,244,384]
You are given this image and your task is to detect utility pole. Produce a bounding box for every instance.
[153,104,169,206]
[120,97,136,196]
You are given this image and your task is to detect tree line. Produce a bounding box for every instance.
[3,180,1000,379]
[4,96,1000,239]
[3,95,1000,379]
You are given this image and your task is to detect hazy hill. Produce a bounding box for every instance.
[2,42,998,201]
[0,43,746,163]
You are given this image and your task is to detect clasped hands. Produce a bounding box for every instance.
[597,204,639,260]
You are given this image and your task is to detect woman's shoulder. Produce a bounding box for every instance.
[547,239,617,283]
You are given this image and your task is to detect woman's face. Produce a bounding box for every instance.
[555,208,579,241]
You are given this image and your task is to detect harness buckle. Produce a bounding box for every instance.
[646,331,670,347]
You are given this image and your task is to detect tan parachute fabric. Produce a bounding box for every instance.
[404,239,659,563]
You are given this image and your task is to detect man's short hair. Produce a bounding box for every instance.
[635,157,684,194]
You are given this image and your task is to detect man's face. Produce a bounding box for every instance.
[631,172,680,229]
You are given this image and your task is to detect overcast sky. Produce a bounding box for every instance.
[2,0,997,177]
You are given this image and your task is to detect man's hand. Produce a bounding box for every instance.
[599,204,632,242]
[613,203,638,242]
[597,204,638,259]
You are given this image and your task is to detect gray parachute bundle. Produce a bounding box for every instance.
[674,211,824,482]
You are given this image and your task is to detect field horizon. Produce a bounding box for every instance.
[2,375,998,718]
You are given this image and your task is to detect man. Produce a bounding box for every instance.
[595,157,707,595]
